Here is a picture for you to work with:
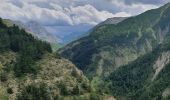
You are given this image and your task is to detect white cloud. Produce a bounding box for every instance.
[68,4,116,25]
[0,0,167,26]
[108,0,159,15]
[0,1,73,26]
[0,0,120,26]
[0,0,168,44]
[112,12,131,17]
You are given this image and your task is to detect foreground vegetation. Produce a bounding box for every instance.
[0,18,115,100]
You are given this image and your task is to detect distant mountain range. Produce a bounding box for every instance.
[3,19,94,46]
[3,19,59,44]
[45,24,93,45]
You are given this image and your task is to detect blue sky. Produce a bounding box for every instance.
[0,0,169,43]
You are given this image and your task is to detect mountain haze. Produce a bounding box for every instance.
[3,19,59,44]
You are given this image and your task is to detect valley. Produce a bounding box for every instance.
[0,1,170,100]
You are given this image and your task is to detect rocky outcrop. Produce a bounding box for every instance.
[152,51,170,81]
[162,87,170,99]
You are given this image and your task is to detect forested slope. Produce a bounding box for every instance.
[59,3,170,79]
[0,18,105,100]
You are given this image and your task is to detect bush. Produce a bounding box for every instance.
[0,72,8,82]
[7,88,13,94]
[58,83,69,96]
[17,83,53,100]
[90,93,103,100]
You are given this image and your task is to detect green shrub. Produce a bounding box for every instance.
[17,83,53,100]
[0,72,8,82]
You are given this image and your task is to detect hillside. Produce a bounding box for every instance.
[0,52,92,100]
[0,18,109,100]
[106,33,170,100]
[2,19,60,51]
[2,19,58,44]
[59,3,170,79]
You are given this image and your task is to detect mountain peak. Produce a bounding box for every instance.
[98,17,127,26]
[166,2,170,5]
[162,2,170,9]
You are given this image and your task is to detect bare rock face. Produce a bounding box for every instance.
[162,87,170,98]
[152,51,170,81]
